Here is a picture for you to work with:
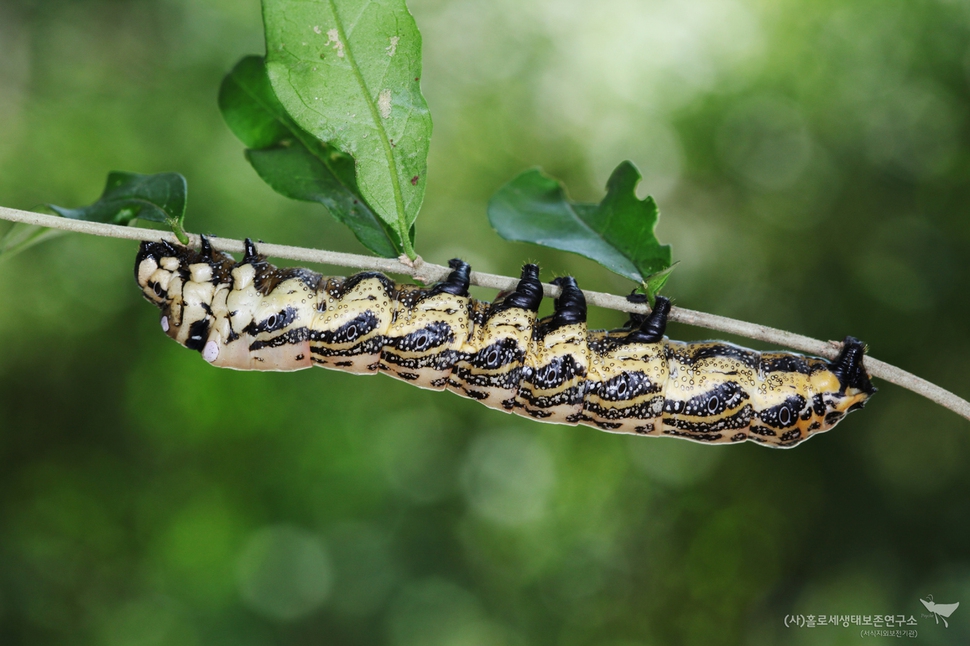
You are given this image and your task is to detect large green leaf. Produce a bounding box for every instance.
[488,161,672,285]
[218,55,403,258]
[263,0,432,259]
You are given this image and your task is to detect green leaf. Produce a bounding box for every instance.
[2,171,190,260]
[640,263,677,306]
[263,0,432,259]
[218,55,403,258]
[50,171,189,243]
[487,161,673,283]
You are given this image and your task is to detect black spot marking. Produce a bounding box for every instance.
[590,371,657,402]
[780,429,801,442]
[245,306,299,335]
[664,404,754,433]
[812,395,827,416]
[528,355,585,390]
[663,428,723,442]
[824,411,844,425]
[185,318,210,352]
[761,354,811,375]
[594,420,622,430]
[779,406,792,426]
[248,327,309,350]
[468,337,521,371]
[670,381,749,417]
[686,343,760,370]
[387,321,454,353]
[311,311,380,346]
[749,425,777,437]
[760,395,806,429]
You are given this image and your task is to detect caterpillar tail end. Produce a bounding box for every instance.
[830,336,877,397]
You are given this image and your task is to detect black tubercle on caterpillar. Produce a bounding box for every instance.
[493,264,543,313]
[431,258,471,297]
[624,296,671,345]
[135,239,876,448]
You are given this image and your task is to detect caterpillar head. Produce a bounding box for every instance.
[135,240,184,309]
[134,238,234,348]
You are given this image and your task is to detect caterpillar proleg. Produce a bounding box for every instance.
[135,238,875,447]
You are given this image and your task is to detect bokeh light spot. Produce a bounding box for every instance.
[236,524,332,621]
[461,429,555,525]
[627,436,724,487]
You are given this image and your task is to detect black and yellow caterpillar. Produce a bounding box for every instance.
[135,238,875,447]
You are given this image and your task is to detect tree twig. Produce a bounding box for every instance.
[2,205,968,422]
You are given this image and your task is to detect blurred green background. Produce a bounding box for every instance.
[2,0,970,644]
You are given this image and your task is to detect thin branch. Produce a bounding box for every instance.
[2,205,968,422]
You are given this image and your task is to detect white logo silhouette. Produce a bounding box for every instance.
[920,595,960,628]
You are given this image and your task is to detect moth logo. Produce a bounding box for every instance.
[920,595,960,628]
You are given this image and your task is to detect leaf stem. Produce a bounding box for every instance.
[326,0,414,258]
[1,204,968,423]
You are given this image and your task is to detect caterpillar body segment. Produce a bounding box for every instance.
[136,239,876,448]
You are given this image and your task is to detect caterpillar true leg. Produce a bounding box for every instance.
[135,241,875,447]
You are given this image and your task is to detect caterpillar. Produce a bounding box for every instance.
[135,237,875,448]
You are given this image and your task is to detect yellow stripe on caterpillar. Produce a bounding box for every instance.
[135,237,876,448]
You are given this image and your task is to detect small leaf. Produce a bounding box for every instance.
[50,171,188,237]
[219,55,402,258]
[2,171,189,260]
[488,161,672,283]
[263,0,432,258]
[0,171,189,258]
[641,263,677,306]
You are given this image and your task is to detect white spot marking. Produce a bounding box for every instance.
[203,340,220,363]
[313,25,321,34]
[378,89,392,118]
[386,36,399,57]
[161,316,170,333]
[325,29,345,58]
